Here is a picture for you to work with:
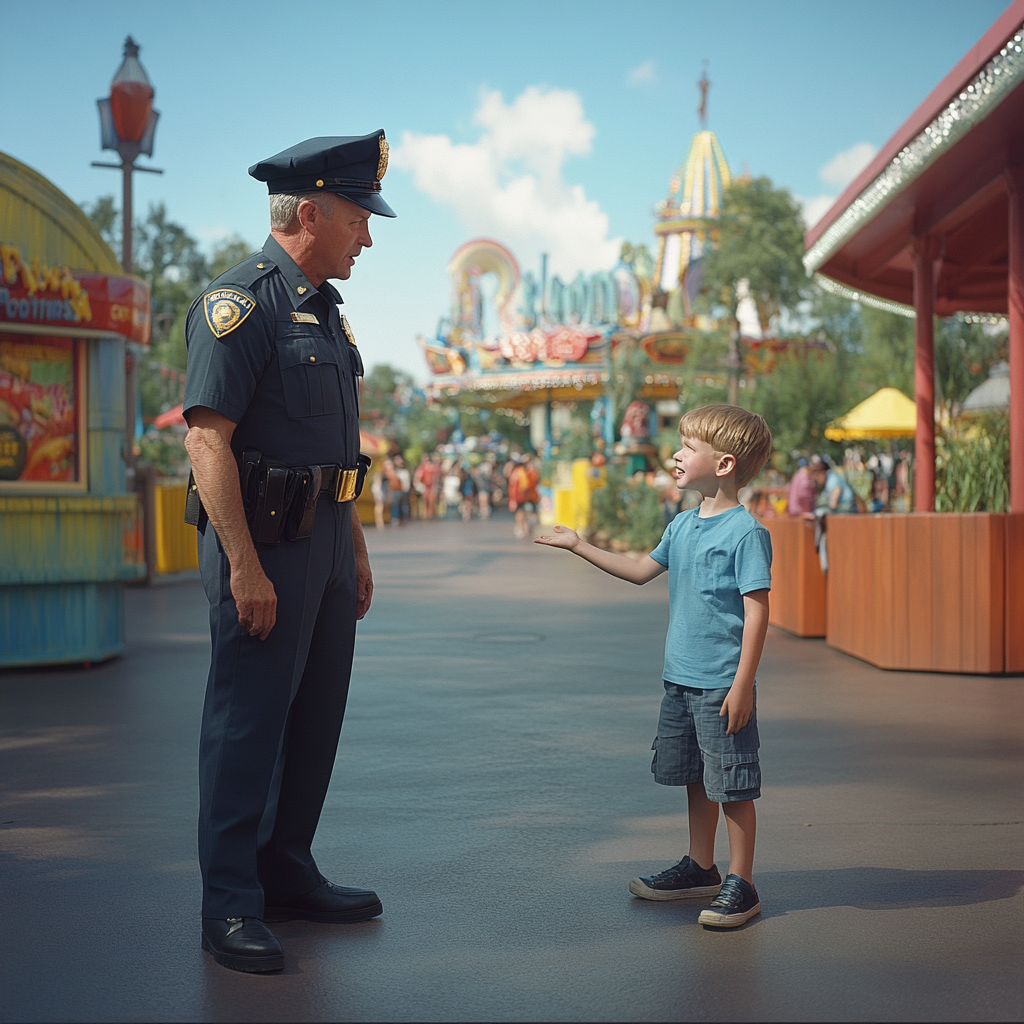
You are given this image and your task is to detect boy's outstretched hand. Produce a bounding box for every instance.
[534,525,581,551]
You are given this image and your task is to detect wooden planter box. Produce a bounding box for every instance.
[757,516,826,637]
[826,513,1024,674]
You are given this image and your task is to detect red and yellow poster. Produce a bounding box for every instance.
[0,335,82,485]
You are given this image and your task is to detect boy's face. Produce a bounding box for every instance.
[673,435,730,495]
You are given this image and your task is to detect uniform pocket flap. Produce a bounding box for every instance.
[276,327,336,368]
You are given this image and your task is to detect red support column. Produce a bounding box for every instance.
[912,236,936,512]
[1008,166,1024,514]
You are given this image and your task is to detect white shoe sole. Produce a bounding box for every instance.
[698,900,761,927]
[629,877,723,901]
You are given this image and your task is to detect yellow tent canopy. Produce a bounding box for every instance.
[824,387,916,440]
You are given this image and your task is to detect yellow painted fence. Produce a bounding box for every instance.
[154,482,199,575]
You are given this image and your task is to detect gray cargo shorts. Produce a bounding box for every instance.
[652,681,761,802]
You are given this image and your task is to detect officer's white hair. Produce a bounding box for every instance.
[269,191,336,230]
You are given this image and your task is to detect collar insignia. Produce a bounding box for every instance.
[341,314,357,345]
[204,288,255,339]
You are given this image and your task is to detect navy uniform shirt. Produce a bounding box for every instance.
[183,234,363,468]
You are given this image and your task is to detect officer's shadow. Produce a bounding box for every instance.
[754,866,1024,919]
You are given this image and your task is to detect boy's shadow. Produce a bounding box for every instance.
[757,867,1024,918]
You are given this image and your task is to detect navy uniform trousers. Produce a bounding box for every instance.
[197,498,356,919]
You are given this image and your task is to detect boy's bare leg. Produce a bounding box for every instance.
[686,783,720,869]
[722,800,755,883]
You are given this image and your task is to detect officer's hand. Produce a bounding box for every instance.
[231,560,278,640]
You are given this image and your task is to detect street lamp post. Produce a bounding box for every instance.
[92,35,163,473]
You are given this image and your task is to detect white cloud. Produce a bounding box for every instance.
[798,142,879,229]
[797,194,838,230]
[628,60,656,86]
[819,142,877,190]
[393,86,620,276]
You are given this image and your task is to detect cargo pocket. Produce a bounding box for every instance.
[650,736,659,774]
[277,330,343,418]
[721,751,760,795]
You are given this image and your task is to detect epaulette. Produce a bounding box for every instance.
[209,252,277,291]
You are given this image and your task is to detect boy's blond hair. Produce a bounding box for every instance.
[678,404,773,488]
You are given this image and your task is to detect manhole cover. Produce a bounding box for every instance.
[472,632,544,643]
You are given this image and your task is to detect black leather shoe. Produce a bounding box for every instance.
[264,879,383,923]
[201,917,284,973]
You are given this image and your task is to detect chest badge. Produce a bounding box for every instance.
[204,288,255,338]
[341,314,357,345]
[290,311,320,324]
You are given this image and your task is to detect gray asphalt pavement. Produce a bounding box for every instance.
[1,515,1022,1023]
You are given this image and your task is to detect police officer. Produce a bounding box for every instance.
[182,132,395,973]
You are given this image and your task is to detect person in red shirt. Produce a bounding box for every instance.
[787,456,821,518]
[508,454,540,539]
[414,453,441,519]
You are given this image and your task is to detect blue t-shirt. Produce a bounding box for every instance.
[649,504,773,689]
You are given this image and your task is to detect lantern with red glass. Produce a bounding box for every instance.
[97,36,159,164]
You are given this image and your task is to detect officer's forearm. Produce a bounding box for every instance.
[184,425,260,571]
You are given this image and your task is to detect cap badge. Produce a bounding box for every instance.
[290,311,319,324]
[204,288,255,339]
[341,314,357,345]
[377,137,389,181]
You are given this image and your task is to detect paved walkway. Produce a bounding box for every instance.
[1,516,1022,1022]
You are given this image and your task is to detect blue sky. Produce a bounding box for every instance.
[1,0,1011,376]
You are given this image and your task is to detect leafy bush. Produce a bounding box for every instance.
[592,467,664,552]
[935,415,1009,512]
[137,429,190,478]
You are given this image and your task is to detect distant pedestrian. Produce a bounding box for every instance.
[459,462,479,521]
[535,405,773,929]
[508,454,540,539]
[441,459,462,517]
[414,453,441,519]
[391,454,411,525]
[787,456,820,517]
[371,462,390,531]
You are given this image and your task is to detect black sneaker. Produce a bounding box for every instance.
[629,856,723,901]
[698,873,761,927]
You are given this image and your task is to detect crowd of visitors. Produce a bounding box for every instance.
[784,449,912,518]
[369,450,542,533]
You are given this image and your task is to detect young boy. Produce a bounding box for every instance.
[535,405,773,928]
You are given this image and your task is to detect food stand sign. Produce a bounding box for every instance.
[0,244,150,344]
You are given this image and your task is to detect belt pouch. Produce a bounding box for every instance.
[251,466,290,545]
[183,470,203,526]
[239,450,263,531]
[284,466,320,541]
[355,453,372,499]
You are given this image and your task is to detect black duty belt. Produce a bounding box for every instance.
[184,451,370,545]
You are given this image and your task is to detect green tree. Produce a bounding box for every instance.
[701,177,808,337]
[857,306,915,397]
[81,197,251,420]
[210,237,256,280]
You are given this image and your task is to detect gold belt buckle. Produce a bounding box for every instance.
[333,468,358,502]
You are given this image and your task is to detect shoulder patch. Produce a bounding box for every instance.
[204,288,256,338]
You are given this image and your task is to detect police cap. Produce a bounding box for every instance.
[248,130,396,218]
